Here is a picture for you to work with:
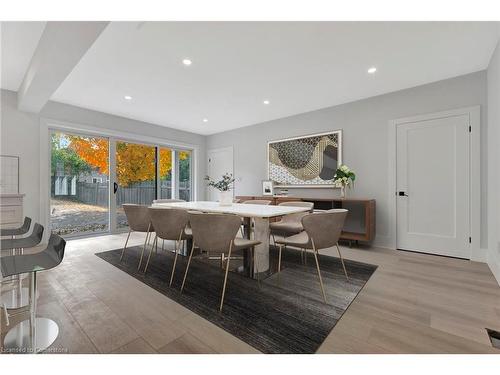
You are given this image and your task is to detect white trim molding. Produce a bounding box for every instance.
[388,106,481,261]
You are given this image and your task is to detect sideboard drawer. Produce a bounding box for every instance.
[0,205,22,226]
[0,197,23,206]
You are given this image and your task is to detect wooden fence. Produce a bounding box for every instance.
[52,178,191,206]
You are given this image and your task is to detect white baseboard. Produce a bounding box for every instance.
[471,247,488,263]
[372,235,394,250]
[488,249,500,287]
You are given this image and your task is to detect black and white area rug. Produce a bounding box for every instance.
[96,245,377,353]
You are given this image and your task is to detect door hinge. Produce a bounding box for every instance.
[469,125,472,133]
[469,237,472,244]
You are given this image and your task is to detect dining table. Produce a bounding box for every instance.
[151,201,310,278]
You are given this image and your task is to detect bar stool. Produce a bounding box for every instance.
[0,217,32,238]
[0,223,44,309]
[1,234,66,353]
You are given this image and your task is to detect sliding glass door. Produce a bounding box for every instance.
[50,130,193,237]
[50,131,110,237]
[115,141,157,229]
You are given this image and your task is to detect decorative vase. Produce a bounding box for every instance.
[219,190,233,206]
[340,185,346,199]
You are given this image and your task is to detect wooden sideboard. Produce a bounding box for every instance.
[236,195,376,244]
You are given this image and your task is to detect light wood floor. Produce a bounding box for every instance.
[3,232,500,354]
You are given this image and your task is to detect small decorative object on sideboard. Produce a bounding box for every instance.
[205,173,235,206]
[262,180,274,196]
[334,164,356,199]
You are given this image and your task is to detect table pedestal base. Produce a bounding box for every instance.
[3,318,59,354]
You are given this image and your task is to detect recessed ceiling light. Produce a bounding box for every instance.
[124,95,132,100]
[203,118,208,123]
[263,100,270,105]
[367,67,377,74]
[182,59,192,66]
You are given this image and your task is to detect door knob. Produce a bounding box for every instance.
[113,182,118,194]
[398,191,408,197]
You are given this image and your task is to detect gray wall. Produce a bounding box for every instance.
[487,40,500,283]
[0,89,206,225]
[207,72,488,249]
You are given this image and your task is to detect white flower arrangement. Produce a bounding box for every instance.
[334,164,356,188]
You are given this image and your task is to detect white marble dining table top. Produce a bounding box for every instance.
[151,201,309,218]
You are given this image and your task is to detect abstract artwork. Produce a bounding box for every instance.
[267,130,342,186]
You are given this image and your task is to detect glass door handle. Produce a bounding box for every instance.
[113,182,118,194]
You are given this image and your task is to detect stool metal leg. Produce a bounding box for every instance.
[3,271,59,353]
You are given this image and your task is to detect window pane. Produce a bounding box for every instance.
[50,132,109,237]
[159,147,173,199]
[179,150,191,201]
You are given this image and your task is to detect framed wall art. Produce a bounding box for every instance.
[267,130,342,187]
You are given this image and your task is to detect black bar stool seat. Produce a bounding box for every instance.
[0,217,32,237]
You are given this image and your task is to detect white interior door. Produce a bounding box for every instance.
[207,147,234,201]
[396,114,470,258]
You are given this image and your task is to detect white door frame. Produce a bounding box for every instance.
[388,106,481,260]
[207,146,234,199]
[40,117,200,240]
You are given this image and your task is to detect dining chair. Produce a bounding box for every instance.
[269,202,314,255]
[181,213,261,312]
[274,209,349,303]
[144,208,192,286]
[120,204,155,270]
[0,217,31,238]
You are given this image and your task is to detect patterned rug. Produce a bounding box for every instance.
[96,245,377,353]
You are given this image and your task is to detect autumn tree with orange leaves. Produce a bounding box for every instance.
[66,136,188,186]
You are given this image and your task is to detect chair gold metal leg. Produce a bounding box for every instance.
[170,230,185,286]
[219,242,233,312]
[119,229,131,261]
[181,242,196,292]
[169,240,181,286]
[278,245,283,272]
[312,240,327,303]
[336,243,349,281]
[144,235,158,273]
[138,224,152,270]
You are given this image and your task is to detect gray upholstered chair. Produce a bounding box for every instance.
[0,217,31,238]
[144,208,192,286]
[274,209,349,303]
[181,212,261,312]
[152,199,186,204]
[120,204,155,270]
[269,202,314,250]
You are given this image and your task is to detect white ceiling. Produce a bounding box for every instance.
[2,22,499,135]
[1,21,46,91]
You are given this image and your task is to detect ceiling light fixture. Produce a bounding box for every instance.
[182,59,192,66]
[263,100,270,105]
[203,118,208,123]
[124,95,132,100]
[367,67,377,74]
